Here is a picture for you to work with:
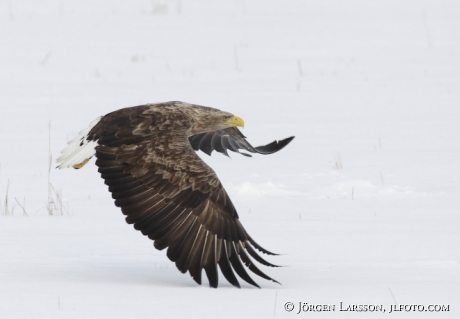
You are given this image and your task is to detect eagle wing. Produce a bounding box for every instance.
[189,127,294,157]
[88,106,279,288]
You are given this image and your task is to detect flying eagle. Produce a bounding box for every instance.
[57,101,294,288]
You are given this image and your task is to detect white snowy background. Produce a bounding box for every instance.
[1,0,459,318]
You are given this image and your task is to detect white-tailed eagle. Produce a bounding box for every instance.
[57,101,294,288]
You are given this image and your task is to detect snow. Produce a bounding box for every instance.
[1,0,459,318]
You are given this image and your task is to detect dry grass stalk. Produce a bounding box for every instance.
[333,154,343,170]
[2,180,11,216]
[47,122,68,216]
[14,198,28,216]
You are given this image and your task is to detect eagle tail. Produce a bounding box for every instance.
[56,116,101,169]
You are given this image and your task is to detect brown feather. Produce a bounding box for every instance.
[86,102,280,288]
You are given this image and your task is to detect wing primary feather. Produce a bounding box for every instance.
[126,198,167,224]
[188,133,205,151]
[253,136,295,154]
[227,137,241,152]
[188,128,294,158]
[248,235,279,256]
[185,225,203,266]
[210,133,226,155]
[217,240,241,288]
[133,202,174,233]
[245,244,280,267]
[186,226,207,285]
[228,242,260,288]
[200,230,210,266]
[198,132,215,155]
[238,152,252,157]
[167,216,198,263]
[122,194,162,217]
[149,207,189,241]
[173,218,199,267]
[238,242,280,284]
[221,135,238,152]
[114,188,152,207]
[233,219,249,240]
[154,210,193,250]
[203,234,218,288]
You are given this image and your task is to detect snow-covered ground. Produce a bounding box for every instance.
[1,1,459,318]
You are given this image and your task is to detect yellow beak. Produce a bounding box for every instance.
[226,115,245,128]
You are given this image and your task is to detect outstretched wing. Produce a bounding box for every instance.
[89,106,280,288]
[188,127,294,157]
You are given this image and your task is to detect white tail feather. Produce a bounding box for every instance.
[56,117,102,169]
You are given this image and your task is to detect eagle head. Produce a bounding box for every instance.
[187,105,244,135]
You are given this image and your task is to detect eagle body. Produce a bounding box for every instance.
[57,101,294,288]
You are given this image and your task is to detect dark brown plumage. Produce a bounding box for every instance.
[57,101,294,288]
